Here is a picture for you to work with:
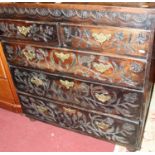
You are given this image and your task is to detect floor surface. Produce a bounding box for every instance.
[0,108,114,152]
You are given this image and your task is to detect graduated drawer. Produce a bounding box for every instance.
[10,66,143,121]
[18,93,139,147]
[4,42,146,89]
[60,23,152,58]
[0,19,59,45]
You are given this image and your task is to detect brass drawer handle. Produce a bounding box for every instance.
[60,79,74,89]
[23,48,35,61]
[95,93,111,103]
[36,105,47,113]
[31,76,44,87]
[96,122,109,130]
[17,26,30,36]
[63,107,76,114]
[54,51,70,62]
[92,33,111,44]
[93,62,112,73]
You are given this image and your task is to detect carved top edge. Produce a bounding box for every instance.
[0,3,155,12]
[0,6,154,29]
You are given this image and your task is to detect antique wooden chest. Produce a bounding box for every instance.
[0,2,155,151]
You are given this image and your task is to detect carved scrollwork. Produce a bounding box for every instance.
[11,67,142,120]
[4,44,145,89]
[0,21,58,43]
[19,94,138,145]
[0,6,153,29]
[61,25,150,59]
[130,62,143,73]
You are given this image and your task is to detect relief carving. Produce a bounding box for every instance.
[0,22,58,43]
[0,6,153,29]
[11,67,142,120]
[62,26,150,57]
[19,94,137,145]
[4,44,145,89]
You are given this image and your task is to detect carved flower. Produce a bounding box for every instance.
[123,93,138,103]
[136,33,148,44]
[130,62,143,73]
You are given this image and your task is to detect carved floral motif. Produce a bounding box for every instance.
[0,6,153,29]
[19,94,138,145]
[11,67,142,120]
[0,21,58,43]
[4,44,146,89]
[61,25,150,57]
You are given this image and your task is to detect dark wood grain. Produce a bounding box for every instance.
[0,2,154,151]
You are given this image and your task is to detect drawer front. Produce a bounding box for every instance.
[0,58,6,78]
[10,66,143,120]
[4,43,146,89]
[0,20,59,45]
[60,24,151,58]
[19,93,138,146]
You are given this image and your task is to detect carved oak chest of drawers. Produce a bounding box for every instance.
[0,2,155,151]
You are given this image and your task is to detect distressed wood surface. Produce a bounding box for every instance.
[0,2,155,151]
[3,42,147,89]
[10,66,144,121]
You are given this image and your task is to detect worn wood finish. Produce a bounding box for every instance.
[0,19,59,46]
[0,43,22,112]
[19,93,139,147]
[0,3,155,29]
[3,42,147,89]
[0,2,155,151]
[0,57,6,78]
[60,24,151,58]
[10,66,144,121]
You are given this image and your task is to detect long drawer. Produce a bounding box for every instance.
[4,42,147,89]
[0,19,59,45]
[10,66,144,121]
[18,93,139,147]
[60,23,152,58]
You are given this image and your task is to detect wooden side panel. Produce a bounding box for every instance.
[0,57,6,78]
[19,93,139,147]
[0,43,21,112]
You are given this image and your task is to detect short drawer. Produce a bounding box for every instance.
[60,23,151,58]
[19,93,139,147]
[10,66,143,121]
[0,58,6,78]
[0,19,59,45]
[4,42,147,89]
